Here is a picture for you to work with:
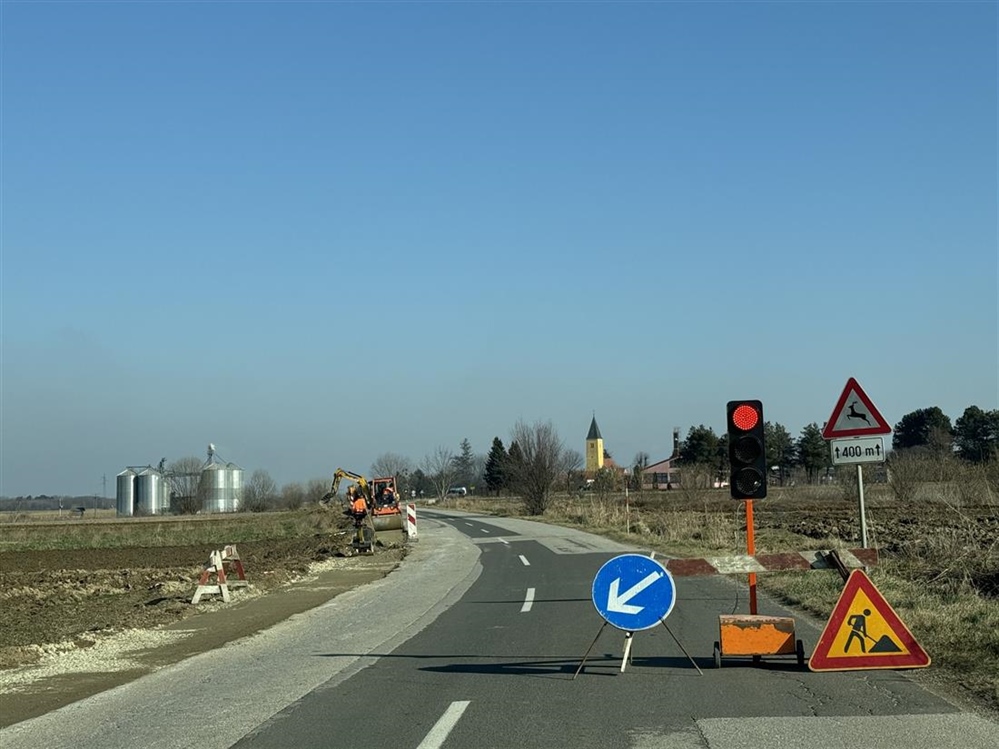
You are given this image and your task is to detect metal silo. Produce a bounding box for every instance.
[136,467,170,515]
[116,468,136,517]
[201,462,228,514]
[227,462,243,512]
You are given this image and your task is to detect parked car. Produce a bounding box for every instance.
[446,486,468,497]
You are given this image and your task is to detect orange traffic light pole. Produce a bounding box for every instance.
[746,499,758,615]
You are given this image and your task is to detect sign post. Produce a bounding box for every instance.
[822,379,891,549]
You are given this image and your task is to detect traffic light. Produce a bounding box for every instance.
[726,400,767,500]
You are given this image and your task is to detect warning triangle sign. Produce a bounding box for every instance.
[822,377,892,439]
[809,570,930,671]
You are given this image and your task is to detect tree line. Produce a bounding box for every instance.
[13,404,991,516]
[673,403,998,487]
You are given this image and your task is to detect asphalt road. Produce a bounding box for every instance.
[2,509,997,749]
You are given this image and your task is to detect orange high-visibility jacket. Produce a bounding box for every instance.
[351,497,367,515]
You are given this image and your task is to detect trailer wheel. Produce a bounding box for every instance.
[796,639,805,667]
[713,642,722,669]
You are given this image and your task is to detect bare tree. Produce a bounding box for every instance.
[241,469,277,512]
[280,482,306,510]
[166,456,204,514]
[506,420,578,515]
[305,477,329,504]
[632,451,650,492]
[563,448,583,491]
[371,452,412,478]
[421,446,457,501]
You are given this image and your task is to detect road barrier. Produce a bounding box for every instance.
[192,545,249,604]
[406,503,418,540]
[663,548,877,577]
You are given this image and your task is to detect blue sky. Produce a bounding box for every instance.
[2,1,996,497]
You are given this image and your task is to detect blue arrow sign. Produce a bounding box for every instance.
[592,554,677,631]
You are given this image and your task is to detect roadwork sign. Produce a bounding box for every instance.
[822,378,892,439]
[592,554,676,631]
[830,437,886,465]
[809,570,930,672]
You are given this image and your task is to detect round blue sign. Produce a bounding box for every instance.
[591,554,676,631]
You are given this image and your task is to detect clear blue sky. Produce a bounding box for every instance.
[2,1,996,497]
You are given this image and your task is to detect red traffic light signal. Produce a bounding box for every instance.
[727,400,767,500]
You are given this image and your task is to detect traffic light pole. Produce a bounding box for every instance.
[746,499,758,615]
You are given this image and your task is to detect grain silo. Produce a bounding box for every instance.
[200,444,243,513]
[116,468,136,517]
[135,466,170,515]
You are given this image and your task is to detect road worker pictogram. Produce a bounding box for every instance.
[809,570,929,671]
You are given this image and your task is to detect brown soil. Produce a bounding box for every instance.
[0,529,408,727]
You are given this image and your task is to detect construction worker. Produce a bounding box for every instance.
[382,485,395,507]
[348,487,368,524]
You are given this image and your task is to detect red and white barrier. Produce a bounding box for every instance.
[662,548,878,577]
[191,545,249,604]
[406,503,418,540]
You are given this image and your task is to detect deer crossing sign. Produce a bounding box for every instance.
[822,378,891,440]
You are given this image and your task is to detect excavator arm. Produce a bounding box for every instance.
[320,468,371,505]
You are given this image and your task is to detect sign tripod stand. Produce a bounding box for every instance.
[572,617,703,678]
[575,552,701,678]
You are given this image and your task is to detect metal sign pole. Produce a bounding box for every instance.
[625,484,630,534]
[857,464,868,548]
[746,499,758,615]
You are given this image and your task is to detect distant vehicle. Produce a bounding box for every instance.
[447,486,468,497]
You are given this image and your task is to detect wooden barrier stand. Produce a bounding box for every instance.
[192,545,248,604]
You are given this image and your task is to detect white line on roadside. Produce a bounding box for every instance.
[521,587,535,612]
[500,538,509,545]
[519,555,530,566]
[416,701,471,749]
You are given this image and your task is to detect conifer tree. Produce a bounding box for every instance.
[484,437,508,495]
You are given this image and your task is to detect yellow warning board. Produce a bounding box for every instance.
[809,570,930,671]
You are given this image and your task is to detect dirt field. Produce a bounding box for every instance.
[0,518,411,727]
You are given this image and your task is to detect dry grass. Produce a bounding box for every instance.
[0,507,344,552]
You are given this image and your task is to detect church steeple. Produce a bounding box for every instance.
[585,414,605,472]
[586,415,602,441]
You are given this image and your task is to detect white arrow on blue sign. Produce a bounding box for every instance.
[592,553,677,631]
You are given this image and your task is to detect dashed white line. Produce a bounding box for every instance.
[464,522,475,527]
[521,587,536,613]
[519,555,530,566]
[500,538,510,545]
[416,701,471,749]
[481,529,490,534]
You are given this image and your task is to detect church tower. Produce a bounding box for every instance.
[585,415,604,473]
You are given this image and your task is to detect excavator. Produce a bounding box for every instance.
[320,468,404,553]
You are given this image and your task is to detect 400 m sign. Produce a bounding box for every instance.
[830,437,885,466]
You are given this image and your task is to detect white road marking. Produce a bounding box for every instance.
[481,529,490,534]
[464,522,475,527]
[416,701,471,749]
[500,538,509,545]
[519,555,530,566]
[521,587,536,612]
